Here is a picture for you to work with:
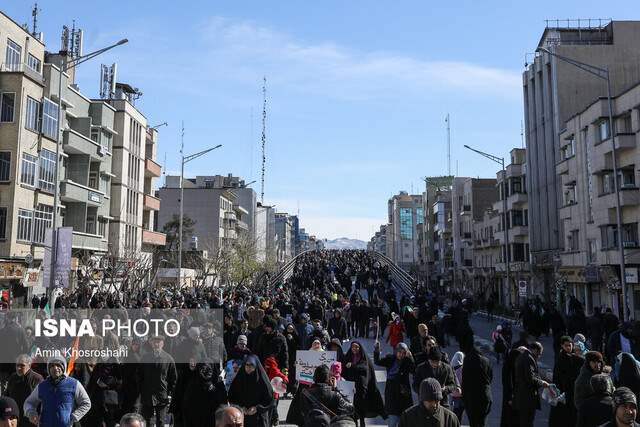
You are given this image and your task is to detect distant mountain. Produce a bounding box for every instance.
[323,237,368,250]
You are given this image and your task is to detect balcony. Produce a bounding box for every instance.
[236,220,249,231]
[63,130,106,160]
[556,159,570,175]
[599,188,640,207]
[145,158,162,178]
[142,230,166,246]
[60,180,102,206]
[507,192,527,207]
[0,62,45,84]
[224,211,237,221]
[143,194,160,211]
[510,225,529,237]
[72,231,108,252]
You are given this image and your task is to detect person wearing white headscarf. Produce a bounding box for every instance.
[450,351,465,422]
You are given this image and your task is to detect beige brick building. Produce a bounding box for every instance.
[558,82,640,317]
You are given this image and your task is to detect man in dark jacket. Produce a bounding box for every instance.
[549,336,583,426]
[139,335,178,427]
[598,387,639,427]
[412,348,456,407]
[5,354,42,427]
[513,342,549,427]
[398,378,460,427]
[300,365,354,426]
[461,339,493,427]
[576,373,614,427]
[256,316,289,371]
[328,309,348,341]
[586,307,605,352]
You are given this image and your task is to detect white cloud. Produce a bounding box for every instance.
[194,16,521,101]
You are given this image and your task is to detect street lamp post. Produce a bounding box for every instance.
[178,136,222,287]
[464,145,511,307]
[48,38,128,313]
[537,46,629,320]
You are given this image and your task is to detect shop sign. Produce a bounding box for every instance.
[0,262,25,280]
[625,268,639,284]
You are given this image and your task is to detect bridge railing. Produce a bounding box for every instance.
[268,250,314,291]
[368,250,416,297]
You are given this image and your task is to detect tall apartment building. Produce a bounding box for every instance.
[493,149,531,305]
[275,213,293,263]
[524,20,640,299]
[386,192,423,273]
[158,176,249,252]
[0,12,49,298]
[255,203,276,263]
[472,207,501,301]
[368,224,387,256]
[431,190,452,291]
[106,83,165,260]
[557,82,640,317]
[451,178,498,293]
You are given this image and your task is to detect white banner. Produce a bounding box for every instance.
[295,350,336,385]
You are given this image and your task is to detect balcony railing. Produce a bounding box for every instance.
[0,62,44,83]
[145,158,162,178]
[142,230,166,246]
[143,194,161,211]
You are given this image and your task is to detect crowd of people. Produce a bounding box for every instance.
[0,250,638,427]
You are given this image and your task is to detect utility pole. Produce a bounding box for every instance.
[261,77,267,204]
[446,114,451,176]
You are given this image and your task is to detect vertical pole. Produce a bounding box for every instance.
[446,114,451,176]
[178,122,184,288]
[503,159,511,307]
[49,58,65,315]
[607,73,629,320]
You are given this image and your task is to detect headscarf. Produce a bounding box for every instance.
[228,355,274,409]
[616,352,640,398]
[451,351,465,369]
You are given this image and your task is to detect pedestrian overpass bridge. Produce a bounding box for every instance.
[269,250,417,297]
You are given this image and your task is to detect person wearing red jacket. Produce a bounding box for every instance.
[263,355,289,427]
[387,314,405,349]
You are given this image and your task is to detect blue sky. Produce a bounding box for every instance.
[4,1,636,240]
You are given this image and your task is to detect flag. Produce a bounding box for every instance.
[66,336,80,376]
[43,303,51,319]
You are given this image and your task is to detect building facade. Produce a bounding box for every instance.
[557,82,640,318]
[386,192,423,273]
[524,20,640,302]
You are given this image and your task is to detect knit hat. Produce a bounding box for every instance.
[428,347,442,361]
[613,387,637,408]
[419,378,443,402]
[237,335,248,345]
[0,396,19,420]
[47,355,67,374]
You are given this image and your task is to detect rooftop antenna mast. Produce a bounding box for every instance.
[260,76,267,204]
[447,114,452,176]
[31,3,40,36]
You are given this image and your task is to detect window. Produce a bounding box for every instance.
[86,215,96,235]
[567,230,579,251]
[563,183,577,205]
[42,98,58,139]
[588,239,597,263]
[416,207,424,225]
[0,152,10,182]
[20,153,37,186]
[25,97,40,132]
[399,208,413,240]
[91,128,100,144]
[561,138,575,160]
[601,224,639,249]
[602,170,636,193]
[17,209,33,242]
[26,53,41,73]
[0,93,15,122]
[598,120,610,142]
[511,209,527,227]
[33,205,53,244]
[619,114,633,133]
[0,207,6,239]
[511,176,524,193]
[98,219,106,238]
[5,39,21,71]
[38,149,56,193]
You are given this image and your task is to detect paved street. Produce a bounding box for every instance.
[277,313,555,426]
